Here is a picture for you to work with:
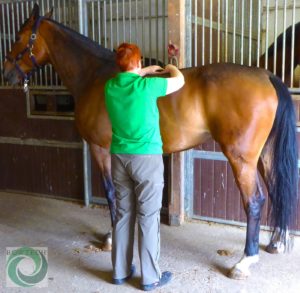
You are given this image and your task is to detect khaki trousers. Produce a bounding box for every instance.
[111,154,164,285]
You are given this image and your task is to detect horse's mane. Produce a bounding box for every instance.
[48,18,116,61]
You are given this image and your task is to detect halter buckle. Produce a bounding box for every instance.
[30,33,37,40]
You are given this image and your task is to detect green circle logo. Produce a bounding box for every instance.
[6,247,48,287]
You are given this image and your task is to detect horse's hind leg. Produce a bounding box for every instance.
[224,148,266,279]
[90,143,115,251]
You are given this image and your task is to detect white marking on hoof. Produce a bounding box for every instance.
[266,228,293,254]
[229,255,259,280]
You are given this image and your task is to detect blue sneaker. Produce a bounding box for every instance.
[141,271,173,291]
[112,264,135,285]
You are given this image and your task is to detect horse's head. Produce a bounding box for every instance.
[3,3,53,86]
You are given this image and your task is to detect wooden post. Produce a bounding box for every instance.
[168,0,186,69]
[167,0,186,226]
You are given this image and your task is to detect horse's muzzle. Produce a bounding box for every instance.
[3,61,20,85]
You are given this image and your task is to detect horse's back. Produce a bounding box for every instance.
[159,63,278,155]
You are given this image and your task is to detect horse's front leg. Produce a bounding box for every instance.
[90,143,115,251]
[225,154,265,279]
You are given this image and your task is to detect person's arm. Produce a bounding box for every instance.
[164,64,185,95]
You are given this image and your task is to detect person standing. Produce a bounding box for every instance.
[104,43,185,291]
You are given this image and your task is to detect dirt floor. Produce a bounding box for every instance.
[0,191,299,293]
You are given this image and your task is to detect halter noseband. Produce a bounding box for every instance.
[5,17,44,92]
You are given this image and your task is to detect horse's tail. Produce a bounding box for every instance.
[266,74,298,242]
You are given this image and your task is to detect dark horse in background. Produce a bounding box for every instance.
[260,22,300,86]
[3,4,298,280]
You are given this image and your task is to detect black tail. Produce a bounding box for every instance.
[267,75,298,240]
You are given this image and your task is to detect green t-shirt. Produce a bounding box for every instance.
[104,72,167,154]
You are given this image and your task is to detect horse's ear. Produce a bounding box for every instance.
[44,7,53,19]
[29,3,40,20]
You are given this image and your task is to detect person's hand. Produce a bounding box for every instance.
[140,65,164,76]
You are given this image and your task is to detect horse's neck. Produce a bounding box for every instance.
[41,21,117,98]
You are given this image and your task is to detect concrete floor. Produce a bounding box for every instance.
[0,191,299,293]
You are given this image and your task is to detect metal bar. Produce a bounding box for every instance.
[209,0,212,64]
[233,0,236,63]
[256,0,261,67]
[194,0,197,66]
[291,0,296,88]
[129,0,131,43]
[273,0,278,75]
[265,0,269,69]
[63,0,66,25]
[156,0,158,64]
[192,150,227,161]
[83,140,92,207]
[91,1,95,40]
[282,0,287,83]
[110,0,113,49]
[0,5,4,85]
[116,0,119,45]
[248,0,252,66]
[135,0,138,44]
[16,1,20,32]
[55,0,60,86]
[240,0,244,65]
[217,0,220,62]
[122,0,126,42]
[2,4,7,63]
[6,3,11,51]
[184,150,194,218]
[224,0,228,63]
[78,0,92,207]
[185,0,192,68]
[149,0,152,64]
[201,0,205,65]
[162,0,165,64]
[97,0,101,44]
[142,0,145,65]
[104,0,107,48]
[48,0,53,87]
[11,2,15,43]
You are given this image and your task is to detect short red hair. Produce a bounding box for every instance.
[116,43,141,72]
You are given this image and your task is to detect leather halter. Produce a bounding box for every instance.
[5,17,44,92]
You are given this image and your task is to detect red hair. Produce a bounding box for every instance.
[116,43,141,72]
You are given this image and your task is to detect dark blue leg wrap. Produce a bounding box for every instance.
[245,193,265,256]
[103,175,116,227]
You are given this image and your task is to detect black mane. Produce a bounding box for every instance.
[48,18,116,61]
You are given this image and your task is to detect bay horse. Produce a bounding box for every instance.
[259,22,300,86]
[3,4,298,280]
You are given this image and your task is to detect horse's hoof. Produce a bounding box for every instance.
[265,243,279,254]
[228,267,250,280]
[101,242,112,251]
[102,232,112,251]
[265,242,284,254]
